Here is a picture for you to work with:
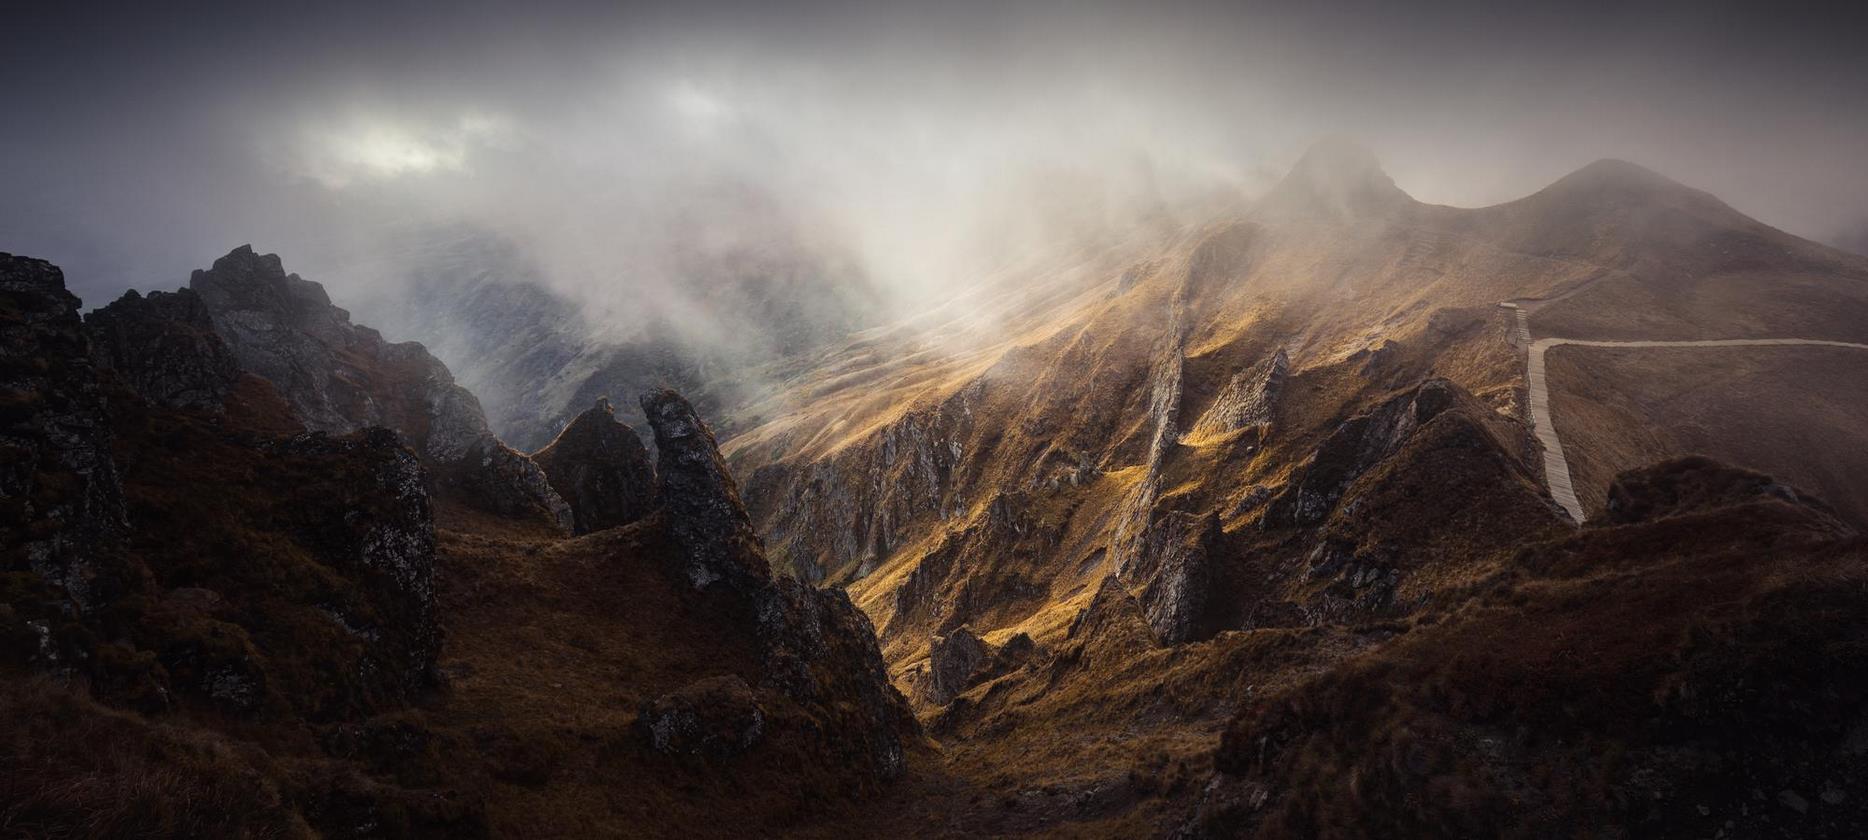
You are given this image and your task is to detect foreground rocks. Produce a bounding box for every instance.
[1,254,474,835]
[1185,458,1868,838]
[0,254,126,611]
[641,387,917,781]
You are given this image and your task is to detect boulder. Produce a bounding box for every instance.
[926,626,990,705]
[638,675,765,758]
[532,397,656,534]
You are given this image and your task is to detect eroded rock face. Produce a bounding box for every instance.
[642,388,769,592]
[189,245,570,530]
[84,288,240,411]
[532,397,656,534]
[758,576,914,780]
[1261,379,1458,528]
[744,384,979,583]
[1125,510,1220,644]
[0,253,126,610]
[270,428,441,696]
[1189,349,1287,438]
[639,674,766,758]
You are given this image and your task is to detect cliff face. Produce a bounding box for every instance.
[0,253,126,611]
[3,253,922,837]
[1,253,469,835]
[84,287,240,412]
[187,245,572,531]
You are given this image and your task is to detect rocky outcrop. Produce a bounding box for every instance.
[1189,349,1287,438]
[4,252,441,717]
[642,388,915,780]
[1123,510,1220,643]
[84,288,240,411]
[532,397,656,534]
[188,245,570,530]
[0,253,126,611]
[1604,455,1855,533]
[267,428,441,699]
[638,674,766,758]
[433,434,575,529]
[926,626,990,705]
[1261,379,1458,528]
[744,382,980,583]
[642,388,769,593]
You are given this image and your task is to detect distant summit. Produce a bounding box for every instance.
[1258,139,1414,220]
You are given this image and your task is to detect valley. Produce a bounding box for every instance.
[5,145,1868,838]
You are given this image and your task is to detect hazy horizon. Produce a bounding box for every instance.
[5,0,1867,317]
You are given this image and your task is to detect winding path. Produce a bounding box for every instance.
[1502,302,1868,523]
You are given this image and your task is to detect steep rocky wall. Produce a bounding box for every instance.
[84,287,240,411]
[188,245,571,530]
[0,253,126,610]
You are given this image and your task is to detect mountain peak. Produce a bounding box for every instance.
[1260,139,1412,220]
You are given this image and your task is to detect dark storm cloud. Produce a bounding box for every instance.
[4,0,1867,311]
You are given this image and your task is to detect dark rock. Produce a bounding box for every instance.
[927,626,991,705]
[1604,456,1853,533]
[756,576,915,781]
[189,245,570,530]
[0,253,127,610]
[1261,379,1458,528]
[637,387,916,781]
[267,427,441,701]
[1124,510,1220,644]
[532,397,656,534]
[641,388,769,592]
[84,288,240,411]
[638,674,766,758]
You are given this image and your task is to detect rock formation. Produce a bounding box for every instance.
[926,626,990,705]
[1,254,471,834]
[642,388,770,593]
[0,253,126,611]
[1189,349,1287,438]
[532,397,656,534]
[188,245,570,530]
[640,387,917,781]
[84,287,240,411]
[1261,379,1458,528]
[638,674,766,758]
[1124,510,1220,643]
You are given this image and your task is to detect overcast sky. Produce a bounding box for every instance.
[4,0,1866,312]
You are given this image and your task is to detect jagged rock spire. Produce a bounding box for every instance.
[641,388,770,590]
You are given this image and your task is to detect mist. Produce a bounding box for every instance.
[5,0,1867,332]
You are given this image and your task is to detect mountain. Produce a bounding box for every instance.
[359,223,882,453]
[2,251,914,837]
[708,144,1868,831]
[6,142,1868,837]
